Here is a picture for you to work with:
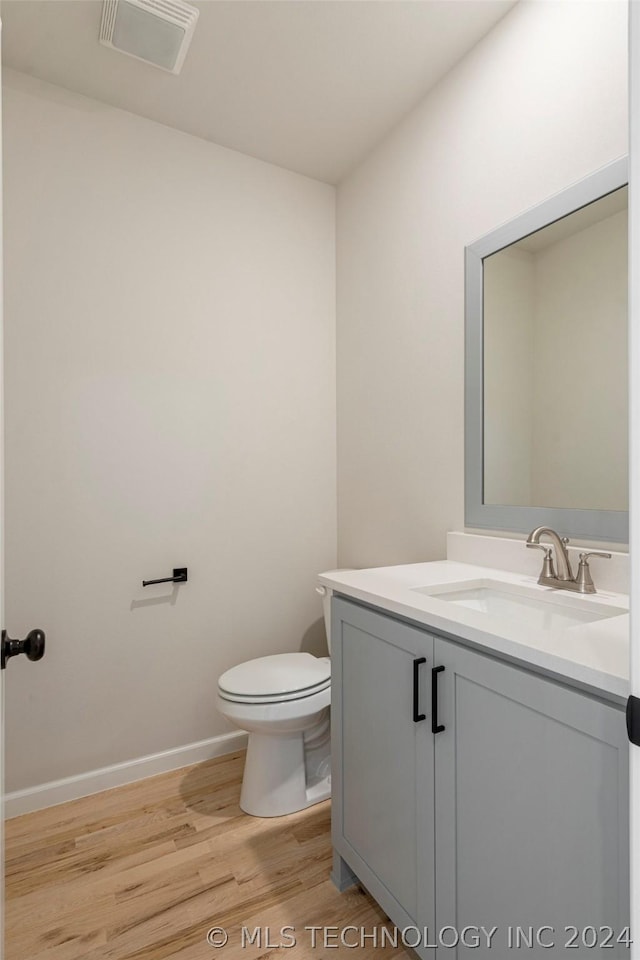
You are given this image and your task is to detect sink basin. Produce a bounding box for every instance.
[411,579,626,630]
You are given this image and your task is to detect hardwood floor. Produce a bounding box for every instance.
[5,752,410,960]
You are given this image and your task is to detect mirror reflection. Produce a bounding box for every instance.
[483,186,628,512]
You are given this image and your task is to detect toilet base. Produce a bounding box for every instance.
[240,724,331,818]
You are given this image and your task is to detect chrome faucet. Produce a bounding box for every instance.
[526,526,611,594]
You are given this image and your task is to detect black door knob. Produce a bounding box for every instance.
[1,628,46,669]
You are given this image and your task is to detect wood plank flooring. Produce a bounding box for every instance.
[5,751,411,960]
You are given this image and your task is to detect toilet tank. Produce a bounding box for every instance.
[316,584,332,654]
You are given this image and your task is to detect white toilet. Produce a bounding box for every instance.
[216,586,332,818]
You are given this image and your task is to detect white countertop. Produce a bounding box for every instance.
[318,561,630,703]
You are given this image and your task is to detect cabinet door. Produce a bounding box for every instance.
[434,637,630,959]
[332,597,435,934]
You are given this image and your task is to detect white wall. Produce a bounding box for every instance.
[337,0,628,568]
[2,69,336,793]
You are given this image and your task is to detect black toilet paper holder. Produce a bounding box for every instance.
[142,567,188,587]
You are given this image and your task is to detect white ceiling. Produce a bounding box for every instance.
[1,0,517,183]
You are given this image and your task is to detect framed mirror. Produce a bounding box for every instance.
[465,157,628,542]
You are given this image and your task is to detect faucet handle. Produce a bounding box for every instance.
[575,551,612,594]
[539,547,556,580]
[527,543,556,579]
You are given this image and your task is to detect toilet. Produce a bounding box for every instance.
[216,586,332,817]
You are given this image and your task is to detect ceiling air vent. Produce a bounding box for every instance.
[100,0,199,75]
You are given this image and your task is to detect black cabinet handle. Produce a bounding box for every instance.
[432,665,445,734]
[413,657,427,722]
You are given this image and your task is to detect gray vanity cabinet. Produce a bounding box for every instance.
[433,637,629,958]
[332,597,630,959]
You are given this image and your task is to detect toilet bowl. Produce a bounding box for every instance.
[217,588,333,817]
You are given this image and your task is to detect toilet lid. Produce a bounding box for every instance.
[218,653,331,700]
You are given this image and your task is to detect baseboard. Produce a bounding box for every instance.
[4,730,248,819]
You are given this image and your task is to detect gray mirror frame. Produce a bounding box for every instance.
[465,156,629,543]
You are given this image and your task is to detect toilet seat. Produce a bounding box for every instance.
[218,652,331,705]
